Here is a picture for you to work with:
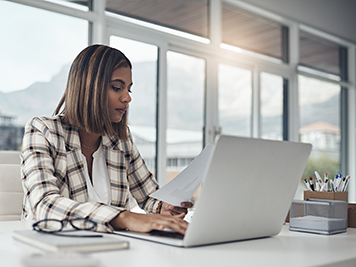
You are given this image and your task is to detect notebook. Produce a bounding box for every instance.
[13,230,129,252]
[115,135,312,247]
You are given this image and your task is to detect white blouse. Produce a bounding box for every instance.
[81,142,111,205]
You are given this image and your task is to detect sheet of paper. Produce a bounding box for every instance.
[150,144,214,206]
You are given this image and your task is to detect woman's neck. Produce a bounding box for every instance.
[78,129,101,150]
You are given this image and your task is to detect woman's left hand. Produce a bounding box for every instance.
[160,201,193,218]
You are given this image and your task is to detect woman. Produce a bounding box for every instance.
[21,44,191,234]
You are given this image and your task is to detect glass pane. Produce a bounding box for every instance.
[110,36,158,174]
[299,75,341,181]
[222,3,284,60]
[0,1,88,151]
[260,72,283,140]
[219,64,252,137]
[299,31,342,76]
[166,51,205,200]
[106,0,209,38]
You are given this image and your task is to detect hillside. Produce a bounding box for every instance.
[0,61,339,134]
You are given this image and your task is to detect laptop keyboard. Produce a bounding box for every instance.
[148,230,184,239]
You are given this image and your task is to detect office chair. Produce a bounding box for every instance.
[0,150,21,164]
[0,164,23,221]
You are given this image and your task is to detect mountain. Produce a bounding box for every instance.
[300,94,339,127]
[0,62,160,126]
[0,61,204,130]
[0,65,70,125]
[0,61,340,134]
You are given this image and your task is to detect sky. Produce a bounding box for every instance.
[110,36,157,63]
[0,1,87,92]
[0,0,156,93]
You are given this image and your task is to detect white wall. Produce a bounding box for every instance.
[241,0,356,44]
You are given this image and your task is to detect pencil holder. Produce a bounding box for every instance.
[289,199,347,235]
[303,191,348,202]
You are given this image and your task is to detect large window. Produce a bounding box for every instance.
[298,30,347,184]
[0,1,88,150]
[218,64,252,137]
[3,0,355,201]
[299,75,341,179]
[110,36,158,173]
[166,51,205,188]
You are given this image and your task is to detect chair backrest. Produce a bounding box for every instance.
[0,164,23,221]
[0,150,21,164]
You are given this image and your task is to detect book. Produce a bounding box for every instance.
[13,230,129,253]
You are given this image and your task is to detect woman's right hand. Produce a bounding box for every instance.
[110,211,189,235]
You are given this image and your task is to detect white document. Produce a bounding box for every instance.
[150,144,214,206]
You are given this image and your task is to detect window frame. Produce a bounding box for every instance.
[5,0,356,202]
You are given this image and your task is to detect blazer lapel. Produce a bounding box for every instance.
[64,127,88,203]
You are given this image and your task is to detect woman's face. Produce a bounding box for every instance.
[107,66,133,123]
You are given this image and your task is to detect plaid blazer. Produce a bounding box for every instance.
[21,116,160,232]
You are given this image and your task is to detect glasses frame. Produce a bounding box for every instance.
[32,218,102,238]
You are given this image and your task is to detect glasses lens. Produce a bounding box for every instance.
[34,219,63,232]
[71,218,96,230]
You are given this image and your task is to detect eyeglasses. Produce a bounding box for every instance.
[32,218,102,238]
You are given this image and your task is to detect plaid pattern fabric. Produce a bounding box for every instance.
[21,116,160,232]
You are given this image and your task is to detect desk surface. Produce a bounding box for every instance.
[1,220,356,267]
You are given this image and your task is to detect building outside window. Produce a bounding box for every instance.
[298,76,341,179]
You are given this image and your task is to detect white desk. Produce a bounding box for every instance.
[1,220,356,267]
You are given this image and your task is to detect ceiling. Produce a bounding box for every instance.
[70,0,345,76]
[241,0,356,45]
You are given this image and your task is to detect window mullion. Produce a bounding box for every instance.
[347,47,356,202]
[282,79,289,141]
[205,57,220,144]
[288,23,299,142]
[156,45,168,186]
[340,47,348,176]
[92,0,107,44]
[252,68,260,138]
[209,0,221,47]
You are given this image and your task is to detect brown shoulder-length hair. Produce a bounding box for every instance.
[53,44,132,140]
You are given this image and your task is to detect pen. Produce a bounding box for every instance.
[339,176,346,192]
[330,180,335,192]
[343,180,350,191]
[315,177,320,191]
[342,175,350,192]
[314,171,323,191]
[334,174,339,192]
[324,173,328,191]
[309,176,314,191]
[337,174,343,192]
[304,179,312,191]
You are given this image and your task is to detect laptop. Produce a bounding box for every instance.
[115,135,312,247]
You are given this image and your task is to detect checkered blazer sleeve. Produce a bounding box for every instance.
[21,117,122,232]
